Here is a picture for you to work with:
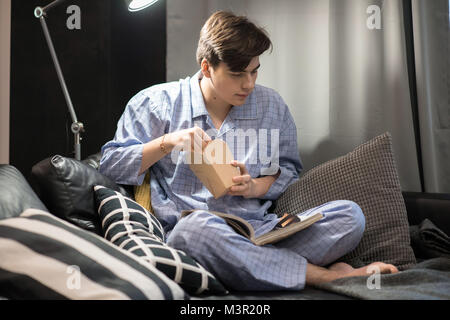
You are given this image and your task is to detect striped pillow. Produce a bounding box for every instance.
[94,185,228,295]
[0,209,187,300]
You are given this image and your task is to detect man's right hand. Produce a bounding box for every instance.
[166,126,212,153]
[139,126,212,175]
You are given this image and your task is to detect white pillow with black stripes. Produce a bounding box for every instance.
[94,185,228,295]
[0,209,187,300]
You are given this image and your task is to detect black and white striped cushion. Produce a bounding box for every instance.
[0,209,187,300]
[94,185,228,295]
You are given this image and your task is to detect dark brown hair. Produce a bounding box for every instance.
[196,11,272,72]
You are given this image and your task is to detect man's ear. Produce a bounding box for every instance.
[201,58,212,78]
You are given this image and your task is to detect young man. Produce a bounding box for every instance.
[99,11,398,291]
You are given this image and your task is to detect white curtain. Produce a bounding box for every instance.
[167,0,422,191]
[412,0,450,193]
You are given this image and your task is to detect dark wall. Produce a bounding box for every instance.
[10,0,166,181]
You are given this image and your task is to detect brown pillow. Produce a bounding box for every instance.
[272,132,416,270]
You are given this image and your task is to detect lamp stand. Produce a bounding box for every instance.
[34,0,84,161]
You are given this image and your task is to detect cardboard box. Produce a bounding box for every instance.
[187,139,241,199]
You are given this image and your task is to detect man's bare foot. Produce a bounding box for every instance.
[328,261,399,279]
[305,261,399,286]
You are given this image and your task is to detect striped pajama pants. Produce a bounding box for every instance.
[166,200,365,291]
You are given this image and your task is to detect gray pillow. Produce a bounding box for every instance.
[272,132,416,270]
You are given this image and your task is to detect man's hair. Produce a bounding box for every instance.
[196,11,272,72]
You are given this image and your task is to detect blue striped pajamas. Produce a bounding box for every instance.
[166,200,364,291]
[99,71,365,291]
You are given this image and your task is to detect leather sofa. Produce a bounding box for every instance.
[0,158,449,300]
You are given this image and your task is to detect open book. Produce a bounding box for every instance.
[181,210,323,246]
[186,139,240,199]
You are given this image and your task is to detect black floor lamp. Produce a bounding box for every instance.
[34,0,159,160]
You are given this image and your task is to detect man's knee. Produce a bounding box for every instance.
[324,200,365,232]
[166,210,224,253]
[340,200,365,237]
[311,200,365,266]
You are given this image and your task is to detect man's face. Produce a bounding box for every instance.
[207,56,260,107]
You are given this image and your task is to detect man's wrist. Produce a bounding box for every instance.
[253,172,279,198]
[161,133,177,153]
[160,134,169,154]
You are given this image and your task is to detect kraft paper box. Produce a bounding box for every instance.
[187,139,240,199]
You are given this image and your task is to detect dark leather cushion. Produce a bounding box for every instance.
[31,155,132,235]
[403,192,450,237]
[0,165,48,220]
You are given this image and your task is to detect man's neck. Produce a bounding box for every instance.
[199,77,232,122]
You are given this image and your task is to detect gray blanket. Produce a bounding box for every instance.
[410,219,450,259]
[315,257,450,300]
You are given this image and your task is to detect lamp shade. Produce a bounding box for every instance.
[125,0,158,12]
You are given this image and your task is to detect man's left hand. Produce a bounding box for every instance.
[227,161,256,198]
[227,161,278,199]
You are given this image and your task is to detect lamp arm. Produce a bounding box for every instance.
[40,0,68,14]
[34,0,83,161]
